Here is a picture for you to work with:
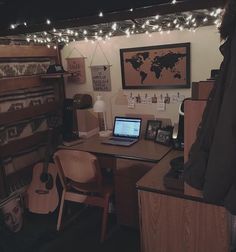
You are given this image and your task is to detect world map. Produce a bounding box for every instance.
[123,48,187,87]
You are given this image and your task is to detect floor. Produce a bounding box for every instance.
[0,204,140,252]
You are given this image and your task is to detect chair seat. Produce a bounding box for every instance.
[68,179,113,197]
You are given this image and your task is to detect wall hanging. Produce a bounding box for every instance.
[90,42,112,91]
[65,47,86,84]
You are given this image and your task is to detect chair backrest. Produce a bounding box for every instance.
[53,149,102,186]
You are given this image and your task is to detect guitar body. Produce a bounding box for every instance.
[27,163,59,214]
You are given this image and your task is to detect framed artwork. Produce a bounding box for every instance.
[155,128,173,146]
[120,42,190,89]
[145,120,162,140]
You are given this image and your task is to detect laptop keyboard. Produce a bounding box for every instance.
[110,137,134,142]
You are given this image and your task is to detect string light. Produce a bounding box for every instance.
[99,12,103,17]
[21,7,223,48]
[46,19,51,25]
[10,24,16,29]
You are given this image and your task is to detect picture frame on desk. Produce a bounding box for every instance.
[145,120,162,140]
[155,127,173,146]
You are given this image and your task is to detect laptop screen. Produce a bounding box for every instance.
[113,117,142,138]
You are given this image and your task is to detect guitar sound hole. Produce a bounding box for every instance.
[46,174,54,190]
[40,172,49,183]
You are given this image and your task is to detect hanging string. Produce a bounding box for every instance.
[65,47,86,59]
[90,42,111,67]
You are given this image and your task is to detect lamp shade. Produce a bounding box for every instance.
[93,95,106,113]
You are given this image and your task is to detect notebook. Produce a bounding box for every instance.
[102,117,142,146]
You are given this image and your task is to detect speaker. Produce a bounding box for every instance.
[73,94,92,109]
[62,98,78,141]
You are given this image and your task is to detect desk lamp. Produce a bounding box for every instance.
[93,95,111,137]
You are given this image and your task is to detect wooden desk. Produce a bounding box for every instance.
[63,135,171,163]
[137,150,230,252]
[61,135,171,227]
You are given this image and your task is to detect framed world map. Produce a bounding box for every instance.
[120,42,190,89]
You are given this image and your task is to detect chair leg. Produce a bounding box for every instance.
[57,190,66,231]
[100,195,110,242]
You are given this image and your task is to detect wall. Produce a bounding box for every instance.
[61,25,222,128]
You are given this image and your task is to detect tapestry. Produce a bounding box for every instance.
[91,65,111,91]
[0,85,55,113]
[0,58,51,77]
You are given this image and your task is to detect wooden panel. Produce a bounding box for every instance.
[139,191,230,252]
[139,191,185,252]
[0,45,58,58]
[184,100,206,162]
[184,100,206,196]
[0,75,43,92]
[192,81,214,100]
[184,200,229,252]
[0,102,60,125]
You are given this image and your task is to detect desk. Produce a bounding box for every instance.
[61,135,171,227]
[137,150,230,252]
[63,135,171,163]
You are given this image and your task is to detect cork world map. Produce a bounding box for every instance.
[120,43,190,89]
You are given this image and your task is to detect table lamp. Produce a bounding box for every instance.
[93,95,111,137]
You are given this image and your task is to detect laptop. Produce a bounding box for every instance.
[102,116,142,146]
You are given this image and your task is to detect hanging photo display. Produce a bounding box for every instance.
[91,65,112,91]
[66,57,86,84]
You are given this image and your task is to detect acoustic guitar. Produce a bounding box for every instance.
[27,130,59,214]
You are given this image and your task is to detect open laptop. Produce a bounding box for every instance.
[102,116,142,146]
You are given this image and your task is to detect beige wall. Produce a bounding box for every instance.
[61,25,222,128]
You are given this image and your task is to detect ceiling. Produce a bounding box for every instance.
[0,0,226,46]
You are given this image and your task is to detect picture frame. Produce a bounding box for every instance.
[155,128,173,146]
[120,42,190,89]
[145,120,162,140]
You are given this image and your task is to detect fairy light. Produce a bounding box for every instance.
[171,0,177,4]
[46,19,51,25]
[129,8,133,12]
[15,6,223,48]
[99,11,103,17]
[112,23,117,30]
[23,22,27,26]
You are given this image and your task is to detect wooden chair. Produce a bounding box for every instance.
[53,149,113,242]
